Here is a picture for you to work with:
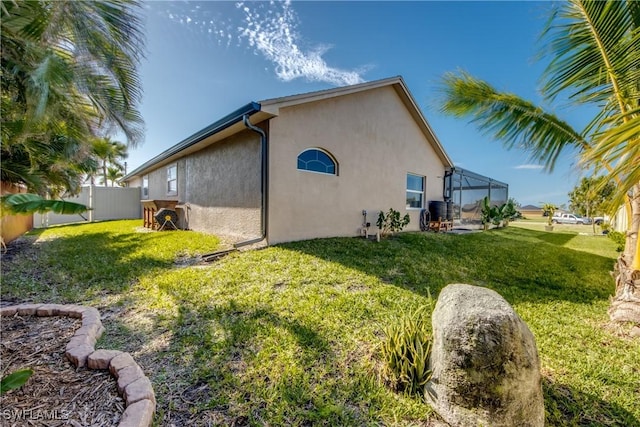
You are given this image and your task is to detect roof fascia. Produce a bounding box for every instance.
[124,76,456,180]
[123,102,262,180]
[259,76,404,115]
[449,166,509,188]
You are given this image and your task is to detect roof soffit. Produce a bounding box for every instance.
[124,109,274,180]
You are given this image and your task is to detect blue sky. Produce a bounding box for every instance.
[127,0,590,207]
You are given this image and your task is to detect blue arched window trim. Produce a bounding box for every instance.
[297,148,338,176]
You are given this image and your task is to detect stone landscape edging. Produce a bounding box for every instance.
[0,303,155,427]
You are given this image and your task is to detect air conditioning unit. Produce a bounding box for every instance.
[154,208,178,230]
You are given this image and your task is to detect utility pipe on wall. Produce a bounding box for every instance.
[234,114,268,248]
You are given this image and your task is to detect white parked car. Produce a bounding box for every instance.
[552,213,591,225]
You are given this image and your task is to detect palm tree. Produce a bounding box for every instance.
[91,137,128,187]
[1,0,145,195]
[0,131,97,197]
[105,166,125,187]
[438,0,639,324]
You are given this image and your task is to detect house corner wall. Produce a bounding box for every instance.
[267,86,447,244]
[182,130,262,240]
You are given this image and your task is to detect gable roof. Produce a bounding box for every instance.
[521,204,542,210]
[123,76,453,180]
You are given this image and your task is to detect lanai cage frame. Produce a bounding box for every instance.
[443,167,509,228]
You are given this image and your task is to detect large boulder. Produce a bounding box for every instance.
[425,284,544,427]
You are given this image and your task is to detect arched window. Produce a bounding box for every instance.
[297,148,338,175]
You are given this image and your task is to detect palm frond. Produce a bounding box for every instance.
[439,71,586,171]
[541,0,640,110]
[582,111,640,209]
[2,0,145,147]
[61,0,146,146]
[1,193,88,215]
[1,0,145,197]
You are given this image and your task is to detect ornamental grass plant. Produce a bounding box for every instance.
[381,305,433,396]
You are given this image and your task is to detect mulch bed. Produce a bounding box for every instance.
[0,315,123,426]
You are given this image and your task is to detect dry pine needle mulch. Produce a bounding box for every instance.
[0,315,123,426]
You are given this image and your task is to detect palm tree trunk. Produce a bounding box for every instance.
[609,183,640,324]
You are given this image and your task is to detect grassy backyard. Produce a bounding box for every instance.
[2,220,639,426]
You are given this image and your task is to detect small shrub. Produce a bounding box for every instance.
[381,306,432,396]
[376,208,410,237]
[501,199,519,225]
[607,231,625,252]
[481,197,504,229]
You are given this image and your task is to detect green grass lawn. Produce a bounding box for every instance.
[2,220,638,426]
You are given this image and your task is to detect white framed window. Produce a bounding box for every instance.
[167,164,177,195]
[297,148,338,175]
[142,175,149,199]
[406,173,425,209]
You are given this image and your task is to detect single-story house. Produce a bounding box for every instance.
[123,76,505,245]
[519,205,543,218]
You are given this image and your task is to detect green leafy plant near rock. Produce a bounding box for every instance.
[381,305,433,396]
[0,369,33,395]
[376,208,410,238]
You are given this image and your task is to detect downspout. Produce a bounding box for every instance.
[443,168,453,201]
[234,114,268,248]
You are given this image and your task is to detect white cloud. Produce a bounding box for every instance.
[160,3,236,48]
[236,0,366,85]
[159,1,366,85]
[513,164,544,170]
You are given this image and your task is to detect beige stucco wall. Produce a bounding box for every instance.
[134,130,261,240]
[183,130,261,239]
[267,85,447,244]
[144,159,183,202]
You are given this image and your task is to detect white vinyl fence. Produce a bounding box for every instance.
[612,204,628,233]
[37,186,141,228]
